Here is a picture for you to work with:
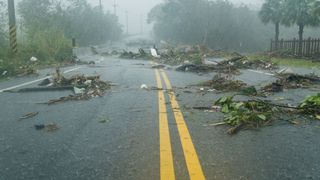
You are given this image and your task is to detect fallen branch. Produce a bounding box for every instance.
[193,106,213,110]
[17,86,86,92]
[227,123,245,135]
[206,122,227,126]
[19,112,39,120]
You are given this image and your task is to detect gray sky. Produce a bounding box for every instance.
[89,0,264,35]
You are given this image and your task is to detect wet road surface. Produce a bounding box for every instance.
[0,52,320,180]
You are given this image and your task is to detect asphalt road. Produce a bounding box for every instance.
[0,51,320,180]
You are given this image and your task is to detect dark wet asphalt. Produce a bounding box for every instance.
[0,51,320,180]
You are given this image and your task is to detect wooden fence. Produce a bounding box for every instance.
[270,38,320,57]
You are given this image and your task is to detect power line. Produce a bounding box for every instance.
[99,0,102,12]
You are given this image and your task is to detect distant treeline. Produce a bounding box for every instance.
[148,0,320,52]
[18,0,122,46]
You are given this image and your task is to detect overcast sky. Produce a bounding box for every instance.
[89,0,264,35]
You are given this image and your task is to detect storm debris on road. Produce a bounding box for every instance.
[98,117,110,123]
[44,68,111,105]
[219,56,277,70]
[175,63,241,75]
[34,124,45,130]
[175,56,274,75]
[34,123,59,132]
[151,64,166,69]
[261,73,320,93]
[45,123,59,132]
[17,65,38,76]
[119,49,151,60]
[198,74,247,92]
[38,78,52,86]
[19,112,39,120]
[140,84,149,90]
[206,94,320,135]
[213,96,284,135]
[299,93,320,118]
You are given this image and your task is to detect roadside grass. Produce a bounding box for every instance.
[248,54,320,69]
[0,77,7,82]
[271,57,320,69]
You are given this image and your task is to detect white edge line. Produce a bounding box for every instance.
[0,67,81,93]
[248,69,275,76]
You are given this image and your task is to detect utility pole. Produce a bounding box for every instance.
[140,14,143,34]
[113,0,117,16]
[99,0,102,13]
[8,0,17,53]
[125,10,129,35]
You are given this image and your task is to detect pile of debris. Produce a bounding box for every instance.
[213,94,320,135]
[17,65,38,76]
[119,49,151,60]
[261,73,320,93]
[175,54,277,75]
[199,74,247,92]
[214,96,274,134]
[299,93,320,118]
[176,63,240,75]
[217,56,277,70]
[44,69,111,105]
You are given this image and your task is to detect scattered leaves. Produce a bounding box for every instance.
[299,93,320,118]
[214,96,273,127]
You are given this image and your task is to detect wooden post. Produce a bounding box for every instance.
[293,38,296,55]
[72,38,76,47]
[316,39,318,54]
[312,38,315,55]
[280,39,284,49]
[306,37,311,56]
[303,39,306,56]
[317,38,320,53]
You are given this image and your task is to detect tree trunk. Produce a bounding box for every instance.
[298,24,304,56]
[275,22,280,50]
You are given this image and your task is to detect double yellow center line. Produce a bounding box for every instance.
[155,69,205,180]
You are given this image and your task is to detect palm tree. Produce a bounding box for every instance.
[284,0,320,56]
[259,0,285,50]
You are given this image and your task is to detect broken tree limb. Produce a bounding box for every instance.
[193,106,213,110]
[206,122,227,126]
[227,123,245,135]
[248,99,301,110]
[16,85,88,93]
[19,112,39,120]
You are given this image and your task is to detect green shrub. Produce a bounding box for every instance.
[28,28,72,63]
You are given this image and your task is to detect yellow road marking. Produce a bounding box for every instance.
[160,70,205,180]
[155,70,176,180]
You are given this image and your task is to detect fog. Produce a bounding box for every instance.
[88,0,264,35]
[88,0,162,35]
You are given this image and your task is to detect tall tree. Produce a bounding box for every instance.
[18,0,122,46]
[314,1,320,16]
[284,0,320,56]
[259,0,285,49]
[0,0,8,47]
